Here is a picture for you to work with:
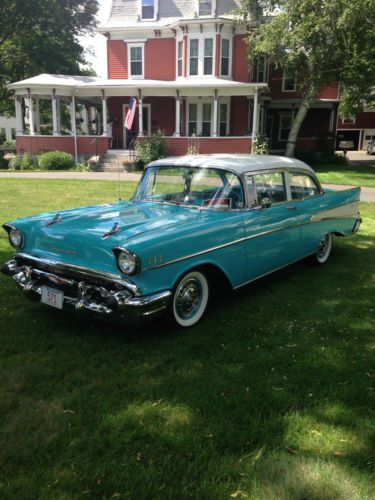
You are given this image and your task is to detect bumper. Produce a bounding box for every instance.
[1,255,171,324]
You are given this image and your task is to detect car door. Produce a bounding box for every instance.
[242,170,304,282]
[287,170,326,254]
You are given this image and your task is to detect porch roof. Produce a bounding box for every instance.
[8,74,268,97]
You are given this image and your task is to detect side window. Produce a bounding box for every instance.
[289,172,321,200]
[247,172,287,206]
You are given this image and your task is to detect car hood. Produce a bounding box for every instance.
[10,201,202,273]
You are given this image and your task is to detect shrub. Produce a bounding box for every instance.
[9,153,38,170]
[252,133,269,155]
[135,129,168,167]
[0,154,10,169]
[0,131,6,145]
[38,150,75,170]
[295,150,347,166]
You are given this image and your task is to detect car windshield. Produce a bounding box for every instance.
[132,166,245,209]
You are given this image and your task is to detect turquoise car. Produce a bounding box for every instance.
[1,155,361,328]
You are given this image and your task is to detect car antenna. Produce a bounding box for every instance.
[117,145,122,201]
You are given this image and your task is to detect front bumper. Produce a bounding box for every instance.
[1,254,171,324]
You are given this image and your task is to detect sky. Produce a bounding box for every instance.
[81,0,108,77]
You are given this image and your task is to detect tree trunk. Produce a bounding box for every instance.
[285,97,311,157]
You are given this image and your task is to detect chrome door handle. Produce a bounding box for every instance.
[287,206,297,210]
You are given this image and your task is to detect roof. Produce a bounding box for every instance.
[148,154,314,175]
[8,74,267,97]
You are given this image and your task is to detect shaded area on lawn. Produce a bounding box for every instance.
[0,180,374,499]
[315,163,375,188]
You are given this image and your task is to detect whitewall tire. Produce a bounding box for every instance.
[169,271,209,328]
[314,233,333,264]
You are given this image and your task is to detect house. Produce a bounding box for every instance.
[7,0,375,159]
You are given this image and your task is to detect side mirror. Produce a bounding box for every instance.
[260,197,272,209]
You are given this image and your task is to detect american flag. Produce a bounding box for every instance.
[125,97,137,130]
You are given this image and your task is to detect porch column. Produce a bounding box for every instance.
[70,96,78,164]
[52,90,59,136]
[35,97,41,134]
[138,89,143,137]
[56,97,62,134]
[15,97,24,136]
[175,90,181,137]
[251,88,259,153]
[101,90,107,136]
[212,90,218,137]
[27,91,35,136]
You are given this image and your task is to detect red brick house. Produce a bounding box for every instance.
[8,0,375,160]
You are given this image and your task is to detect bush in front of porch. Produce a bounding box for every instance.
[135,129,168,168]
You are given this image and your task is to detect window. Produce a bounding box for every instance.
[177,41,183,77]
[129,45,144,78]
[221,39,230,76]
[141,0,155,19]
[204,39,213,75]
[188,103,198,136]
[189,39,199,76]
[282,69,297,91]
[247,172,287,206]
[289,172,321,200]
[11,128,16,139]
[199,0,212,16]
[251,56,267,83]
[202,103,212,136]
[279,113,293,141]
[219,103,228,136]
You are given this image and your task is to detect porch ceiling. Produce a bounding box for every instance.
[9,74,268,98]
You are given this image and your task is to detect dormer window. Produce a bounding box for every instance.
[141,0,156,20]
[199,0,212,16]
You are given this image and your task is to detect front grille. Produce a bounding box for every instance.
[15,255,126,291]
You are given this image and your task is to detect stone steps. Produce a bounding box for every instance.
[98,150,136,172]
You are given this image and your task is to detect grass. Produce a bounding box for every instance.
[0,179,374,499]
[314,163,375,188]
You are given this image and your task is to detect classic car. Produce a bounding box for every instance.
[1,155,361,328]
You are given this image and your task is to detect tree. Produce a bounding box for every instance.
[238,0,375,156]
[0,0,98,114]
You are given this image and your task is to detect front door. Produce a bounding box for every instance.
[123,104,151,149]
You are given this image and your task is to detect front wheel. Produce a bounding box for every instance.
[167,270,209,328]
[311,233,333,265]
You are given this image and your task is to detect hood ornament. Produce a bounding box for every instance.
[102,222,121,239]
[45,213,62,226]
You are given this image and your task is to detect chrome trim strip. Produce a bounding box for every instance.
[14,252,141,296]
[144,216,359,271]
[45,213,62,227]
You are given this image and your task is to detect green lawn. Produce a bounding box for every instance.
[315,163,375,188]
[0,179,374,499]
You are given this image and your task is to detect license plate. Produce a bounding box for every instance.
[41,286,64,310]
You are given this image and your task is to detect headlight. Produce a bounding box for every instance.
[113,247,140,275]
[8,227,24,248]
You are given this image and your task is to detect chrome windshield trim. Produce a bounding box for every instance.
[14,253,141,296]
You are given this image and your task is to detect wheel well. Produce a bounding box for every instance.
[190,264,233,292]
[332,231,345,237]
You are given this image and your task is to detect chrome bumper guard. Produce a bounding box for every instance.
[1,256,171,323]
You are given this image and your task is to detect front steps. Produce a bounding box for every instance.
[98,150,136,172]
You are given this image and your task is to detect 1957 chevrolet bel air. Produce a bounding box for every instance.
[1,155,361,327]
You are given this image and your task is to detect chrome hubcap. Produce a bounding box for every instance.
[317,235,329,259]
[175,278,202,319]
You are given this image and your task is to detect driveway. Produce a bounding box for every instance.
[0,170,374,202]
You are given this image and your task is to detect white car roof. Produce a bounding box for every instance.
[148,154,315,175]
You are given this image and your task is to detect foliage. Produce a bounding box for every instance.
[3,139,16,147]
[0,178,374,498]
[135,129,168,167]
[0,0,98,114]
[38,151,75,170]
[252,133,269,154]
[187,146,199,155]
[295,150,347,166]
[237,0,375,156]
[9,153,38,170]
[0,131,6,144]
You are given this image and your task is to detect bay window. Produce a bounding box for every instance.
[202,103,212,136]
[188,103,198,136]
[177,41,183,77]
